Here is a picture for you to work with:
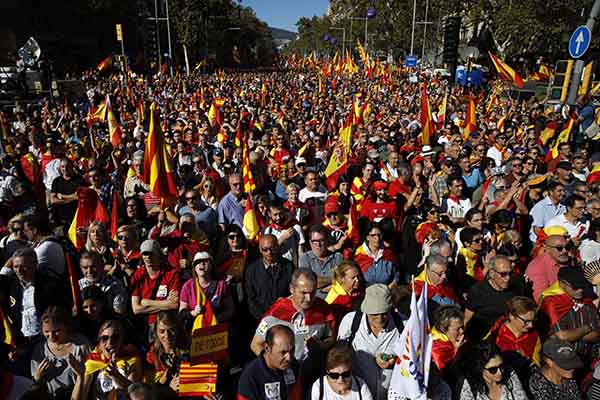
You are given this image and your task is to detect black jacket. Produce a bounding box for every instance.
[244,257,294,321]
[1,271,71,341]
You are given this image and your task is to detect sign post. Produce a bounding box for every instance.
[567,0,600,104]
[115,24,127,79]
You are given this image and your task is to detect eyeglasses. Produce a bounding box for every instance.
[228,234,240,240]
[99,334,120,343]
[546,245,567,252]
[117,235,129,240]
[484,364,503,374]
[515,314,536,325]
[429,269,447,278]
[493,270,512,278]
[327,370,352,380]
[512,163,522,168]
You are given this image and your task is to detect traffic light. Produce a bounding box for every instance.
[443,16,461,64]
[549,60,573,102]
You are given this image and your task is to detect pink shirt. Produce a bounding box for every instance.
[180,278,228,310]
[525,253,560,303]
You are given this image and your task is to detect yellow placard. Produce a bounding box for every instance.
[116,24,123,41]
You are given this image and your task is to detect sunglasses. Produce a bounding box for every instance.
[99,334,120,343]
[547,245,567,252]
[141,252,153,256]
[117,235,129,240]
[515,314,536,325]
[327,370,352,380]
[493,270,511,278]
[484,364,503,374]
[228,234,240,240]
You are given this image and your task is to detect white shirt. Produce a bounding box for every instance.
[310,375,373,400]
[35,239,66,277]
[21,282,40,337]
[42,158,62,191]
[547,214,589,239]
[337,312,401,400]
[580,239,600,264]
[299,187,327,203]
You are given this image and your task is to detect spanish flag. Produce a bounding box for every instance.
[537,282,586,326]
[179,362,218,397]
[87,102,107,126]
[463,95,477,140]
[207,98,224,127]
[0,306,15,346]
[488,52,524,88]
[325,280,357,324]
[68,188,110,250]
[137,101,145,127]
[324,117,352,190]
[550,115,576,159]
[191,280,218,331]
[242,138,256,194]
[356,40,368,64]
[431,327,456,371]
[420,84,434,145]
[485,317,541,367]
[260,82,268,108]
[96,55,113,73]
[84,345,140,376]
[105,95,122,148]
[539,121,558,146]
[143,103,178,200]
[242,194,260,241]
[437,89,447,127]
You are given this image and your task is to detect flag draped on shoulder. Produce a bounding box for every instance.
[420,84,434,145]
[68,188,109,250]
[192,280,218,331]
[551,115,576,159]
[143,103,178,200]
[489,52,524,88]
[390,281,432,400]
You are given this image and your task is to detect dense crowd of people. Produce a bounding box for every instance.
[1,60,600,400]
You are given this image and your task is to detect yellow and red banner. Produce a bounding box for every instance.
[489,52,524,88]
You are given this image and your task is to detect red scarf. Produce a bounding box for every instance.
[264,297,334,327]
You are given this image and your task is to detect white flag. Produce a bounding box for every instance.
[389,282,432,400]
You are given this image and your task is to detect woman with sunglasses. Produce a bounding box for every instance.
[70,320,142,400]
[145,311,190,395]
[485,296,541,384]
[354,222,399,287]
[455,340,528,400]
[30,306,91,400]
[195,175,221,210]
[310,342,373,400]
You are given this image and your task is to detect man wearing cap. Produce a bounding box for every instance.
[299,225,343,297]
[529,181,567,243]
[587,153,600,185]
[547,195,589,244]
[538,267,600,352]
[526,228,570,302]
[486,134,507,167]
[337,284,402,400]
[529,337,583,398]
[131,239,181,342]
[360,180,398,225]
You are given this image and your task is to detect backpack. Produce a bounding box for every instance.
[343,311,404,346]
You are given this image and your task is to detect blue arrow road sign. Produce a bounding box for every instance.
[569,26,591,59]
[405,56,417,67]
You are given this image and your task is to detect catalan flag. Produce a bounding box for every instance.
[420,84,434,145]
[243,194,260,241]
[137,101,145,127]
[437,89,447,127]
[68,188,109,250]
[242,137,256,194]
[489,52,524,88]
[179,362,218,397]
[463,95,477,140]
[143,103,178,200]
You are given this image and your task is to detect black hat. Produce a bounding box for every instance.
[558,266,588,289]
[542,337,583,370]
[556,160,572,171]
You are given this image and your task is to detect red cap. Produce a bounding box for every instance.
[372,180,388,190]
[324,198,340,215]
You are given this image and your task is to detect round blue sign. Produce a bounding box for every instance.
[569,26,591,59]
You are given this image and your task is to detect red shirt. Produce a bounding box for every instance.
[360,199,398,222]
[130,266,182,324]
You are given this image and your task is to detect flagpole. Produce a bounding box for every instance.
[410,0,417,55]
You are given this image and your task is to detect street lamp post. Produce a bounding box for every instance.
[330,27,346,58]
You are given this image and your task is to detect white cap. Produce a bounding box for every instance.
[193,251,212,265]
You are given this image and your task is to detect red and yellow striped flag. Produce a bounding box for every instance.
[105,95,122,148]
[96,55,112,73]
[463,95,477,140]
[420,84,434,145]
[243,194,260,241]
[242,138,256,194]
[0,306,15,346]
[551,116,576,159]
[325,115,353,190]
[137,101,145,127]
[489,52,524,88]
[191,280,218,332]
[143,103,178,200]
[68,188,110,250]
[178,362,218,397]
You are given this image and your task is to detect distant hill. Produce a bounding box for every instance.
[270,27,296,41]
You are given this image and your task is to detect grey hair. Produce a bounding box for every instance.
[429,240,452,256]
[128,383,155,400]
[426,255,448,270]
[488,255,511,271]
[290,267,317,287]
[12,247,37,264]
